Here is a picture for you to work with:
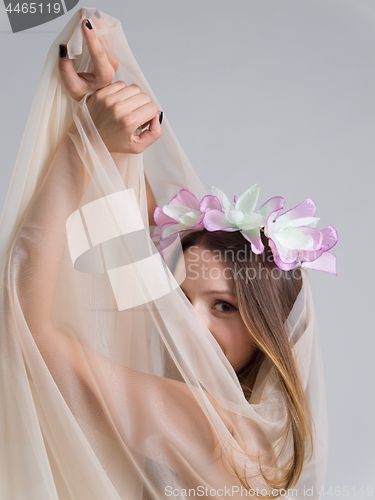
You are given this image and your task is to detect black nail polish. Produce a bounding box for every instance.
[59,45,67,58]
[94,9,100,19]
[85,19,92,30]
[159,111,163,124]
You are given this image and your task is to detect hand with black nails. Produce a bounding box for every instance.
[86,81,162,155]
[58,8,119,102]
[58,8,163,158]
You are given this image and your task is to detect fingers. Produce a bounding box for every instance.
[107,85,148,111]
[105,50,119,75]
[104,83,141,104]
[81,18,116,85]
[129,102,159,130]
[132,105,162,152]
[102,84,161,140]
[87,82,142,114]
[89,83,144,111]
[86,80,162,154]
[58,15,118,101]
[81,9,118,70]
[135,114,162,152]
[88,80,127,101]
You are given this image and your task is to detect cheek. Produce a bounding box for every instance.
[227,320,255,367]
[215,317,252,355]
[232,325,253,354]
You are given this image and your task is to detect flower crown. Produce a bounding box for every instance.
[153,185,338,275]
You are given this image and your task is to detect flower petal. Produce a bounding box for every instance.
[235,184,261,214]
[169,189,200,210]
[279,197,317,222]
[268,239,300,270]
[203,210,237,232]
[257,196,285,219]
[162,221,204,242]
[265,208,284,236]
[272,227,322,252]
[162,223,189,239]
[269,237,299,264]
[225,207,244,225]
[321,224,338,251]
[153,206,175,226]
[272,216,319,233]
[272,228,307,251]
[241,228,264,254]
[163,204,199,222]
[208,187,233,210]
[199,195,222,213]
[187,220,205,231]
[302,252,337,275]
[180,212,202,226]
[299,248,323,263]
[240,212,265,230]
[297,227,323,250]
[298,226,324,251]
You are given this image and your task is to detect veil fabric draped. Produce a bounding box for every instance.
[0,10,328,500]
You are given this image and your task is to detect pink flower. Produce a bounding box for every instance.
[153,189,221,240]
[153,187,338,275]
[265,198,338,274]
[203,185,285,255]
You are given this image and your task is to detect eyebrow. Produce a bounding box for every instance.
[201,290,237,297]
[180,288,237,298]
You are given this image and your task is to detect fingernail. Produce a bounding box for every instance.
[94,9,100,19]
[159,111,163,124]
[85,19,92,30]
[59,45,67,58]
[84,8,90,18]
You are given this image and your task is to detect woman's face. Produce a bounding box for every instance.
[176,245,255,372]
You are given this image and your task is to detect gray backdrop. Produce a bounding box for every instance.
[1,0,374,494]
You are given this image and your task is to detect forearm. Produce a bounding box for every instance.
[15,128,90,334]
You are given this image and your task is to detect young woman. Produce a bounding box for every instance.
[1,9,333,499]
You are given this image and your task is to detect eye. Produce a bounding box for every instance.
[212,301,237,313]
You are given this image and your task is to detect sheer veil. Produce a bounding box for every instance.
[0,10,328,500]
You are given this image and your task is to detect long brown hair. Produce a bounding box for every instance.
[181,229,313,492]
